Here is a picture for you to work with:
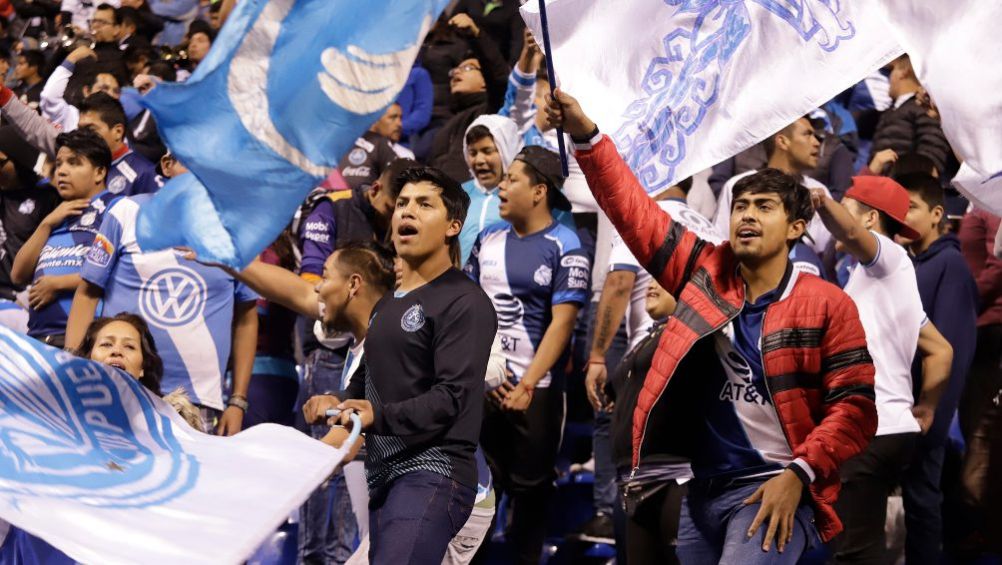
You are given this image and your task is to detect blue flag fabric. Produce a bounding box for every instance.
[137,0,450,267]
[0,326,352,564]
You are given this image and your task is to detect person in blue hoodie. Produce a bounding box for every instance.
[896,172,979,565]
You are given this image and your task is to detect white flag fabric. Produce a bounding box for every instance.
[0,327,348,565]
[873,1,1002,217]
[521,0,902,194]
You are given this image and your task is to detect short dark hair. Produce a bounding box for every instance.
[333,241,396,294]
[464,124,493,147]
[896,172,944,210]
[78,312,164,396]
[381,158,419,200]
[854,201,903,239]
[187,20,215,43]
[890,153,936,178]
[19,50,44,72]
[147,60,177,82]
[79,91,127,128]
[77,62,126,95]
[762,117,809,159]
[395,165,470,261]
[731,169,813,246]
[96,3,121,24]
[56,128,112,173]
[117,6,141,29]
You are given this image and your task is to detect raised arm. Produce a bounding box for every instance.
[1,86,59,158]
[234,260,319,320]
[809,188,878,264]
[544,89,712,295]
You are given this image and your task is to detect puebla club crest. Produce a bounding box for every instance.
[0,334,198,508]
[400,304,425,332]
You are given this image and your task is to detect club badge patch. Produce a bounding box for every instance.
[400,304,425,332]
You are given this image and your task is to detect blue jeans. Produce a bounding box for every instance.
[678,478,819,565]
[368,470,475,564]
[297,346,356,564]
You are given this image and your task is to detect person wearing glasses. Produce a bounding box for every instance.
[427,12,510,184]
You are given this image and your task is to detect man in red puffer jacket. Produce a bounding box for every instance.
[545,90,877,564]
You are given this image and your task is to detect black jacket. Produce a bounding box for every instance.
[607,324,698,472]
[428,30,509,183]
[872,96,952,176]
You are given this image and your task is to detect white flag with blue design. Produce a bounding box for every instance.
[872,1,1002,216]
[135,0,450,267]
[0,327,350,564]
[521,0,902,194]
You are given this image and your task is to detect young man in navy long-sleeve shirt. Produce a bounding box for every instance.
[335,165,497,564]
[897,172,979,565]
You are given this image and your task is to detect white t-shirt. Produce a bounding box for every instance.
[712,170,833,255]
[609,199,724,350]
[843,232,925,436]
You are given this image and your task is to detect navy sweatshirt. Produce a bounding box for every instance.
[910,233,979,443]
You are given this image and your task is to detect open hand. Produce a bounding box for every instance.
[43,199,89,228]
[28,276,61,310]
[744,469,805,553]
[216,405,244,436]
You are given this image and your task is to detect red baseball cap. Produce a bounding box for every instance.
[844,176,921,240]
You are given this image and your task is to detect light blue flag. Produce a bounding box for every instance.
[0,326,354,564]
[136,0,450,267]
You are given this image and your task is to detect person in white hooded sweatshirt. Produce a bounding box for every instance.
[458,114,524,265]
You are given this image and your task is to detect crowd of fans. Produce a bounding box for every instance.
[0,1,998,564]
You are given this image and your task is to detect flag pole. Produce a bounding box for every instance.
[536,0,569,177]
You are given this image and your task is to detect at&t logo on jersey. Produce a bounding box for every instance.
[493,293,524,329]
[0,333,197,508]
[139,266,208,329]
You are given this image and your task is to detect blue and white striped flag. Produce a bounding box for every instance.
[0,327,349,564]
[136,0,451,267]
[521,0,902,194]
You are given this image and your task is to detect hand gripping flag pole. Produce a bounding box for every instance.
[537,0,569,177]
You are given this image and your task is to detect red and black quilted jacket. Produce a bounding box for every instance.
[575,134,877,541]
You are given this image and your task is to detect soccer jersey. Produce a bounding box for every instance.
[608,199,723,349]
[346,268,496,491]
[692,272,803,480]
[105,147,162,197]
[26,190,118,337]
[79,195,258,410]
[466,221,590,388]
[337,131,396,192]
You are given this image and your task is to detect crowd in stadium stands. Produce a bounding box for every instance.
[0,0,998,564]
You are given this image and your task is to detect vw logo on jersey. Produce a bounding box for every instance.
[0,334,197,508]
[108,175,128,195]
[493,293,524,329]
[400,303,425,332]
[139,266,208,329]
